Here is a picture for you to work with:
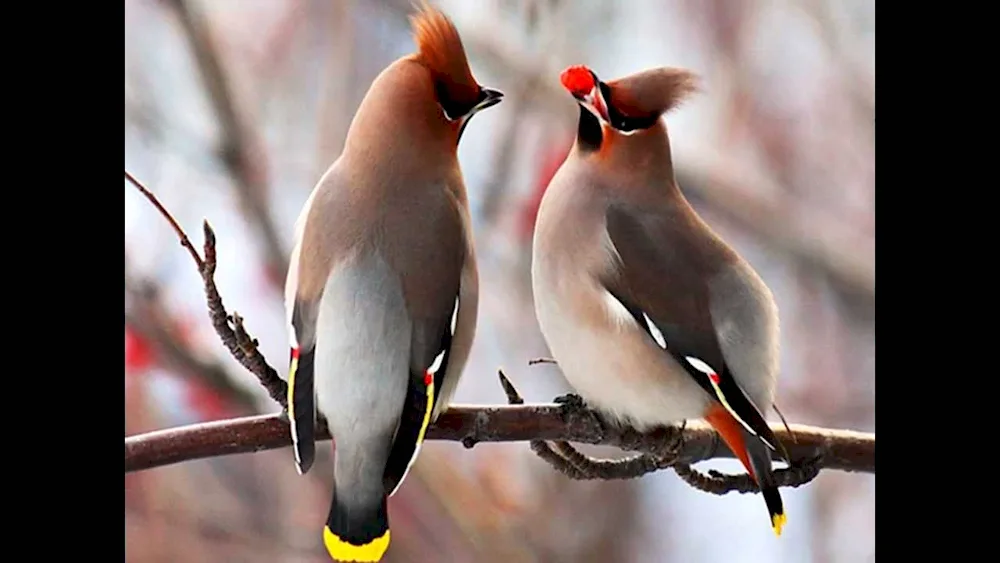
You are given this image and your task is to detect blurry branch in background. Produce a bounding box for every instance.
[478,84,530,227]
[125,65,218,176]
[471,1,559,228]
[313,0,357,179]
[797,0,875,120]
[126,507,325,557]
[674,162,874,308]
[124,172,874,494]
[165,0,289,280]
[678,0,874,310]
[124,268,258,411]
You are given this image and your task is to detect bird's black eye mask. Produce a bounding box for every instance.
[438,86,503,121]
[438,85,504,142]
[575,73,660,152]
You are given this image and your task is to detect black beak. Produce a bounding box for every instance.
[477,87,504,111]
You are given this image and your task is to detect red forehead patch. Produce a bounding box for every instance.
[560,65,595,97]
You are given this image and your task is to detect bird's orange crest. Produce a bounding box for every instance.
[410,1,479,108]
[561,65,595,97]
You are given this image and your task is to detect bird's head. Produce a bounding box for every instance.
[410,3,503,140]
[560,64,701,134]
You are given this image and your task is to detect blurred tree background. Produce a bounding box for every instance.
[124,0,875,561]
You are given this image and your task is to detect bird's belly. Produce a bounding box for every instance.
[313,251,411,437]
[535,292,710,429]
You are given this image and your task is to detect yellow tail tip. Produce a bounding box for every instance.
[771,512,787,537]
[323,526,390,562]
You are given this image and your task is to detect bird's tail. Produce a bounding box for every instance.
[749,447,786,537]
[705,404,786,536]
[323,494,391,562]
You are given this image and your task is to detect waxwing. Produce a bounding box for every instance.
[531,64,788,536]
[283,5,502,561]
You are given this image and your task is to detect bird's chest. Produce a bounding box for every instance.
[536,293,640,410]
[530,179,710,426]
[532,263,709,428]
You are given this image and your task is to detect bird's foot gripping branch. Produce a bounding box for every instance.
[497,370,825,493]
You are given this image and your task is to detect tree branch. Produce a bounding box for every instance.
[125,399,874,475]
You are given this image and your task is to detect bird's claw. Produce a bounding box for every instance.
[790,453,823,472]
[553,393,587,410]
[554,393,614,438]
[656,419,687,462]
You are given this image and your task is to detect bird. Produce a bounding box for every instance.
[282,4,503,561]
[530,63,790,536]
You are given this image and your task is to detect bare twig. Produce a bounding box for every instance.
[125,170,203,269]
[201,220,288,408]
[527,357,558,366]
[125,171,288,408]
[498,370,589,478]
[553,441,679,481]
[674,457,822,496]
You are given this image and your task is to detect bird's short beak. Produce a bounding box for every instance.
[578,86,611,124]
[476,88,504,112]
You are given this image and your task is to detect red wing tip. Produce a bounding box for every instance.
[424,371,433,386]
[560,65,595,96]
